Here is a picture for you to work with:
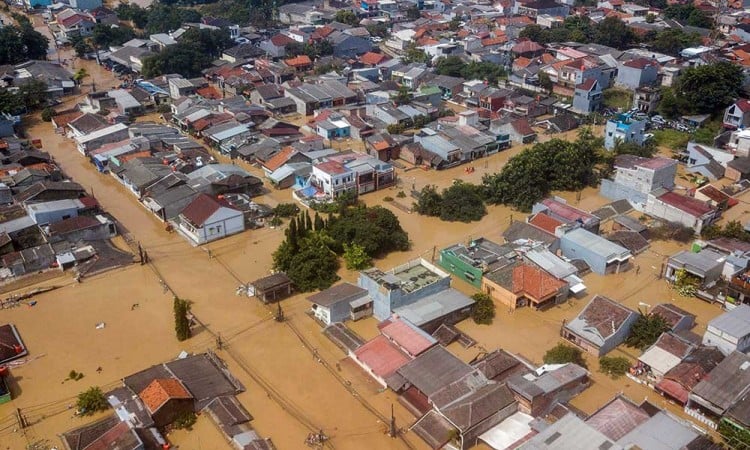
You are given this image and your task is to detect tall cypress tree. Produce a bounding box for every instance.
[288,217,298,251]
[314,212,324,231]
[305,210,312,232]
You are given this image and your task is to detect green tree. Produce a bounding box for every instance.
[649,29,701,56]
[471,292,495,325]
[674,62,744,114]
[273,203,299,217]
[142,44,212,78]
[543,343,587,368]
[413,185,442,216]
[392,85,411,106]
[439,182,486,222]
[41,107,55,122]
[657,87,688,119]
[70,35,92,57]
[673,268,701,297]
[593,17,636,49]
[325,205,410,257]
[116,3,149,28]
[402,42,429,64]
[334,10,359,26]
[173,297,192,341]
[538,71,553,94]
[664,4,712,28]
[173,411,197,430]
[718,419,750,450]
[314,212,325,231]
[343,243,372,270]
[76,387,109,416]
[599,356,631,378]
[0,88,22,115]
[366,22,389,38]
[73,68,89,86]
[0,24,49,64]
[181,27,234,59]
[92,24,136,48]
[286,233,340,291]
[624,312,671,350]
[449,16,461,31]
[435,55,465,77]
[613,139,656,158]
[17,79,48,110]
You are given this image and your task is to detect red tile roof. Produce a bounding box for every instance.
[180,194,234,227]
[623,57,657,69]
[511,264,566,300]
[529,213,563,234]
[541,198,594,223]
[697,184,730,204]
[576,78,596,91]
[353,335,411,378]
[658,191,714,217]
[511,40,544,54]
[139,378,192,413]
[315,160,349,175]
[379,317,435,357]
[270,34,294,46]
[196,86,222,100]
[360,51,389,66]
[655,378,689,404]
[736,99,750,113]
[511,118,535,137]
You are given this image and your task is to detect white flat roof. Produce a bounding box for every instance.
[479,411,534,450]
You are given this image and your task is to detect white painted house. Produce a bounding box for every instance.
[703,304,750,356]
[176,194,244,245]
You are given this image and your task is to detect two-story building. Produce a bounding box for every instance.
[604,113,647,150]
[600,154,677,209]
[616,58,659,90]
[571,78,602,115]
[723,99,750,130]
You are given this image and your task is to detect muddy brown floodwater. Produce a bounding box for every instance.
[0,43,731,449]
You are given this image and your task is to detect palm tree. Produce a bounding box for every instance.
[73,68,89,87]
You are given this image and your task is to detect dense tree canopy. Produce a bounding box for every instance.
[482,129,603,211]
[663,4,713,28]
[414,182,487,222]
[141,28,233,78]
[334,10,359,26]
[519,16,634,49]
[0,79,50,114]
[118,3,202,34]
[646,28,701,56]
[325,205,410,257]
[434,56,507,84]
[673,62,744,115]
[92,24,137,48]
[543,343,587,368]
[624,312,671,350]
[0,23,49,65]
[285,232,340,291]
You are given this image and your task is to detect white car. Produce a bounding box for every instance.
[371,36,383,43]
[234,37,250,44]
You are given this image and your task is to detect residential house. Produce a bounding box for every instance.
[482,262,568,311]
[655,346,725,406]
[644,191,718,234]
[604,113,646,150]
[633,86,661,114]
[284,80,357,116]
[110,157,172,198]
[724,99,750,130]
[359,258,453,321]
[316,115,351,140]
[259,34,295,58]
[703,304,750,355]
[585,395,708,449]
[637,332,695,379]
[350,316,437,387]
[392,288,475,333]
[60,417,147,450]
[438,238,519,288]
[174,194,244,245]
[25,198,85,225]
[50,10,96,43]
[9,61,75,97]
[0,324,27,366]
[139,378,194,428]
[248,272,293,303]
[563,295,639,356]
[726,157,750,182]
[304,160,356,200]
[600,154,677,209]
[615,58,659,90]
[650,303,696,332]
[571,78,602,115]
[518,413,619,449]
[686,351,750,429]
[45,215,116,243]
[308,282,373,325]
[516,0,570,19]
[75,123,130,155]
[559,228,632,275]
[664,248,725,293]
[284,54,313,72]
[694,184,731,210]
[685,142,728,181]
[532,197,600,233]
[492,118,537,144]
[329,31,372,59]
[507,363,589,417]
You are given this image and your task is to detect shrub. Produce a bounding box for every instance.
[173,411,197,430]
[76,387,109,416]
[343,243,372,270]
[543,343,587,368]
[173,297,192,341]
[599,356,631,378]
[471,293,495,325]
[625,312,671,350]
[273,203,299,217]
[383,196,394,202]
[396,191,406,198]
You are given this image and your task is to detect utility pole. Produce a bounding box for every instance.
[138,242,144,265]
[389,404,396,438]
[275,301,284,322]
[216,333,223,350]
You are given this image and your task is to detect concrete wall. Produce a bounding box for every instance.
[180,207,244,245]
[644,196,709,233]
[599,179,647,210]
[481,276,519,310]
[703,325,750,355]
[438,251,483,288]
[616,65,658,90]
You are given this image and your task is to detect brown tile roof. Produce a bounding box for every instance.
[586,396,650,441]
[579,295,635,339]
[285,54,312,67]
[651,303,694,330]
[139,378,192,413]
[269,34,294,46]
[180,194,233,227]
[623,57,657,69]
[511,264,566,300]
[262,146,295,172]
[47,216,101,236]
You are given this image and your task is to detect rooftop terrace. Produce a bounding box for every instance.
[362,258,449,294]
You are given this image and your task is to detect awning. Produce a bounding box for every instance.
[655,379,689,404]
[349,296,373,308]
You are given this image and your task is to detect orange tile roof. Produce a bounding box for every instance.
[513,56,531,68]
[512,264,566,300]
[482,36,507,46]
[285,54,312,67]
[263,146,295,172]
[529,213,564,234]
[139,378,192,413]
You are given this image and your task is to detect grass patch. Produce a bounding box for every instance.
[692,119,722,145]
[652,129,690,150]
[603,88,633,110]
